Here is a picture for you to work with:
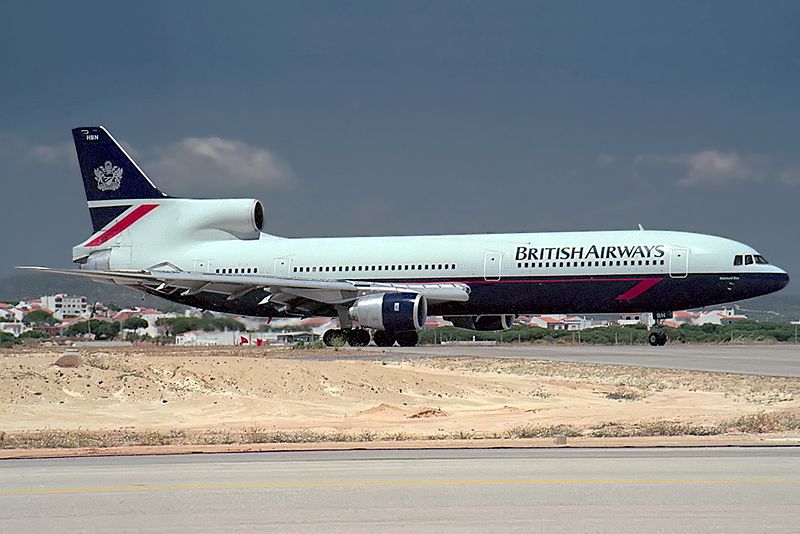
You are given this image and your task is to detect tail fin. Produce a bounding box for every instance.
[72,126,169,232]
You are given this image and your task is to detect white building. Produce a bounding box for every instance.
[175,330,243,346]
[617,312,654,327]
[175,329,319,346]
[695,308,749,325]
[0,322,29,337]
[40,294,90,320]
[528,315,593,330]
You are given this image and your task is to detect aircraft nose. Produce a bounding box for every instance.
[777,269,790,290]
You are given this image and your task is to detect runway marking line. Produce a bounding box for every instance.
[2,478,799,495]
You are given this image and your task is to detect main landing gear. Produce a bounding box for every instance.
[648,312,670,346]
[322,329,419,347]
[322,328,371,347]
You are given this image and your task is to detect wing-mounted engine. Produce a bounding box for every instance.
[445,314,515,331]
[349,292,427,332]
[175,198,264,240]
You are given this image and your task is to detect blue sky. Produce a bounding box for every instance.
[1,1,799,291]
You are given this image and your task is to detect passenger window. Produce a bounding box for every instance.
[745,255,754,265]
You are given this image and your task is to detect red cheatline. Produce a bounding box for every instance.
[615,277,663,301]
[84,204,158,247]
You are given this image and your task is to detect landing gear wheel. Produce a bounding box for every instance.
[648,331,668,347]
[346,328,371,347]
[373,330,397,347]
[323,329,346,347]
[395,331,419,347]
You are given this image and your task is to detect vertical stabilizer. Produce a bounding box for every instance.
[72,126,169,232]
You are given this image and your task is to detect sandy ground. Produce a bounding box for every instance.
[1,346,799,448]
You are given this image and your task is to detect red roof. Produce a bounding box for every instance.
[300,317,331,327]
[537,316,564,323]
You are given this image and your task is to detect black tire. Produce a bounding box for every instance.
[373,330,396,347]
[648,332,660,347]
[396,331,419,347]
[347,328,371,347]
[657,331,668,346]
[323,329,345,347]
[322,329,337,346]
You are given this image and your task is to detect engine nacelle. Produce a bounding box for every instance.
[174,198,264,240]
[445,314,516,331]
[349,292,427,332]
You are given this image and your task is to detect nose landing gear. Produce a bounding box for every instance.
[648,330,668,346]
[648,311,671,346]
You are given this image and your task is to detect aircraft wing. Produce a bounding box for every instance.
[18,267,470,310]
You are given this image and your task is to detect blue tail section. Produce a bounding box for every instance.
[72,126,169,232]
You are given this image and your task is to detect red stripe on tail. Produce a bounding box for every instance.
[84,204,158,247]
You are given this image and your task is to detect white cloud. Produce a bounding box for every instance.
[150,137,293,194]
[596,153,615,166]
[642,150,765,187]
[28,142,76,167]
[778,167,800,186]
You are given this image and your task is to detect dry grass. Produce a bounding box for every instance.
[1,411,799,449]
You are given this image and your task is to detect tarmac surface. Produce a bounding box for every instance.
[348,344,800,377]
[1,448,798,533]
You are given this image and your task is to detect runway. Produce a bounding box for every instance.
[358,344,800,377]
[2,448,798,532]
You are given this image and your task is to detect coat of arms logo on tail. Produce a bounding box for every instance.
[93,161,123,191]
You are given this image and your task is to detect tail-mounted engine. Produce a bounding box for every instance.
[349,292,427,332]
[174,198,264,240]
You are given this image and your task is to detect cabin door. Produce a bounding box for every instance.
[669,247,689,279]
[274,257,292,277]
[193,259,212,273]
[484,252,502,281]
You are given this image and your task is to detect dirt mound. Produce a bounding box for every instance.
[359,403,404,416]
[54,354,81,368]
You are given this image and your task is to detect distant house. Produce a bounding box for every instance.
[529,316,567,330]
[114,307,170,337]
[0,322,28,337]
[424,316,452,329]
[617,313,653,327]
[176,330,243,346]
[672,310,699,325]
[695,309,749,325]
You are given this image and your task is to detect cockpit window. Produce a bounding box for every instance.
[734,255,743,266]
[754,255,769,264]
[745,255,754,265]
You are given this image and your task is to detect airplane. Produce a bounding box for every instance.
[21,126,790,347]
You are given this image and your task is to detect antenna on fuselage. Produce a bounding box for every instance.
[638,224,645,231]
